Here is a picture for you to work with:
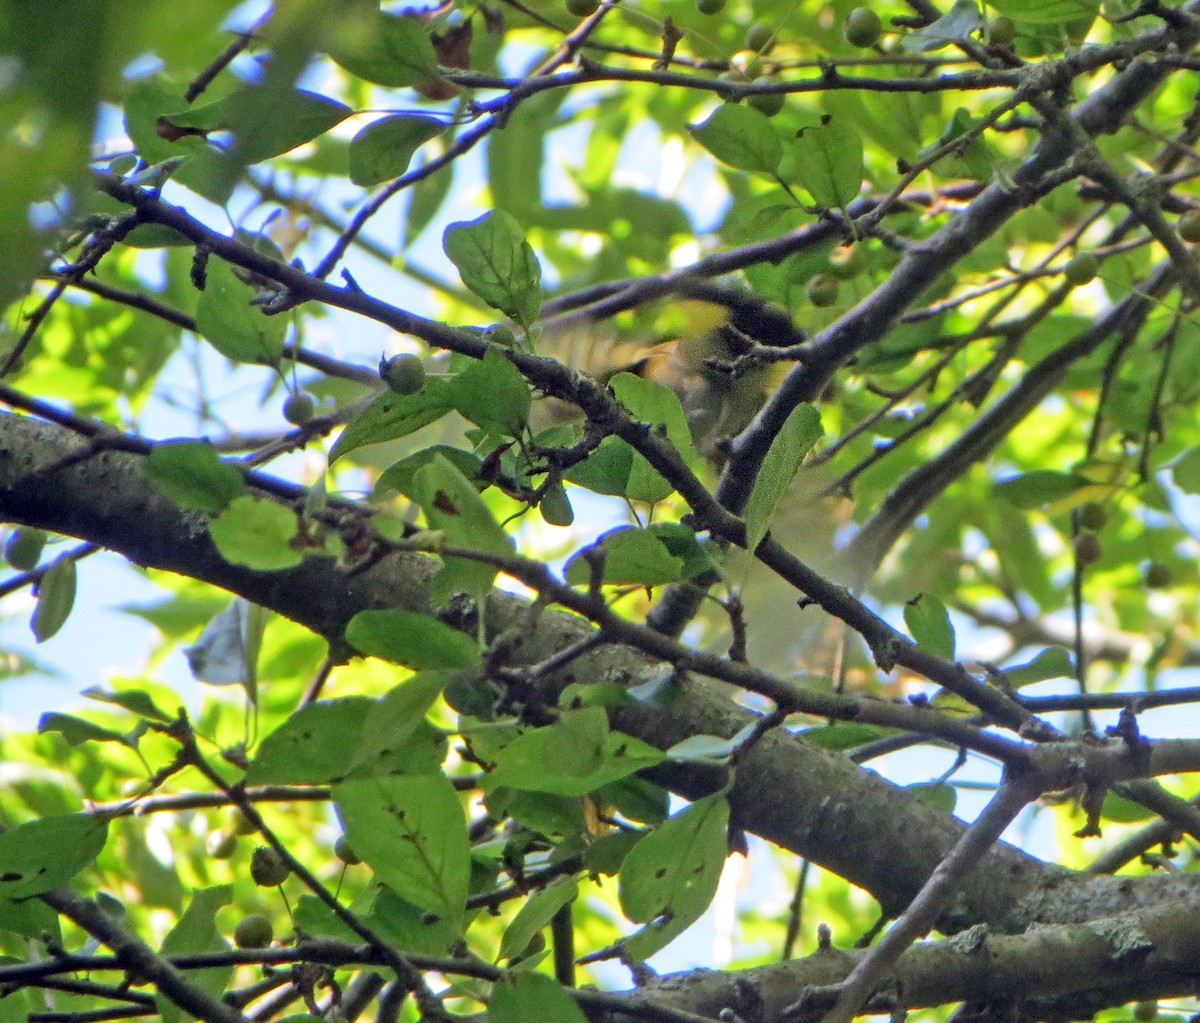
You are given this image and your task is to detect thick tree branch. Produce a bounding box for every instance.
[3,410,1200,942]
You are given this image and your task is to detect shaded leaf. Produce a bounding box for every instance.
[32,556,76,643]
[499,877,578,960]
[349,114,445,187]
[247,698,374,784]
[481,707,665,795]
[329,12,443,88]
[195,258,285,365]
[994,470,1091,509]
[143,440,245,513]
[38,712,129,748]
[489,971,588,1023]
[744,403,823,552]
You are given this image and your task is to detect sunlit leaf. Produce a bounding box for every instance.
[443,211,543,326]
[0,815,109,899]
[689,104,783,176]
[334,774,470,925]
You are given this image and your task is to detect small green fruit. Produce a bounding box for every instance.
[1077,502,1107,532]
[565,0,599,16]
[748,86,785,116]
[986,16,1016,46]
[806,273,839,308]
[844,8,882,48]
[745,23,776,54]
[229,808,257,836]
[379,353,426,395]
[1132,1002,1157,1023]
[5,527,47,571]
[1178,209,1200,243]
[334,834,362,865]
[1145,562,1172,589]
[283,391,315,426]
[234,913,273,949]
[696,0,726,15]
[250,846,290,887]
[540,482,574,527]
[206,829,237,860]
[1063,253,1099,286]
[1074,533,1102,566]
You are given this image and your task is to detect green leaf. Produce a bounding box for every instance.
[994,470,1091,508]
[328,378,454,463]
[363,884,461,955]
[903,593,955,660]
[247,698,374,784]
[1171,445,1200,494]
[800,722,891,750]
[689,104,782,176]
[328,11,443,88]
[901,0,983,51]
[744,403,823,552]
[1002,647,1073,688]
[665,723,757,764]
[481,707,665,795]
[334,774,470,925]
[413,455,515,603]
[1101,789,1156,823]
[293,894,362,943]
[908,781,957,813]
[564,527,685,587]
[208,496,302,571]
[443,211,543,326]
[346,609,481,670]
[0,815,109,899]
[349,114,445,187]
[618,794,730,960]
[82,686,172,723]
[38,712,129,748]
[32,556,76,643]
[988,0,1099,23]
[194,258,286,365]
[143,440,245,513]
[564,438,635,497]
[499,877,578,960]
[784,117,864,209]
[162,88,351,165]
[451,347,532,435]
[157,886,232,1023]
[347,672,447,778]
[566,371,706,505]
[376,446,483,499]
[489,971,589,1023]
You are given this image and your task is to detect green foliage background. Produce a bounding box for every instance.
[3,0,1200,1021]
